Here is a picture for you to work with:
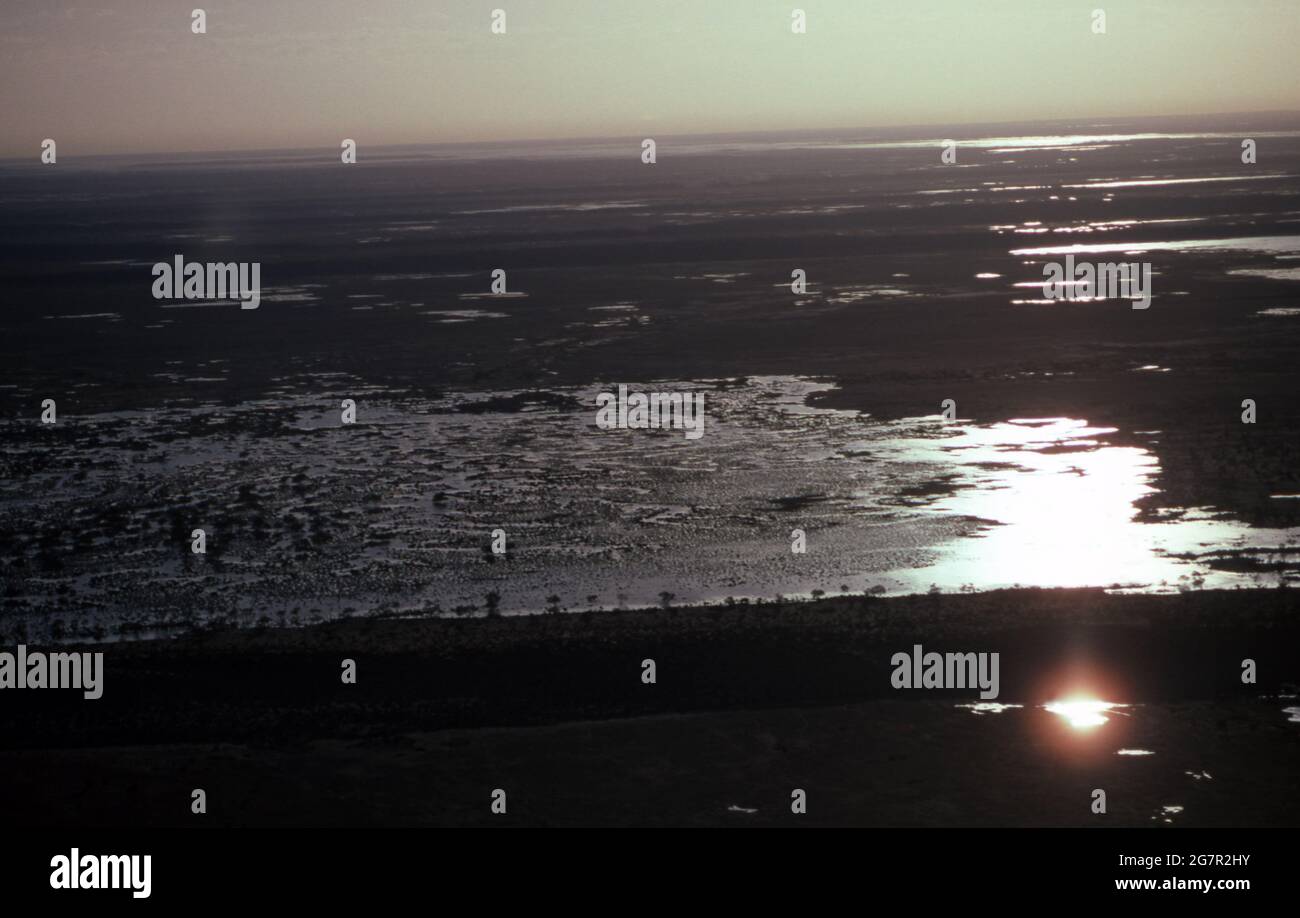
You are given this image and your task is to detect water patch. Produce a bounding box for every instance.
[877,417,1300,592]
[420,309,509,323]
[1045,699,1127,729]
[3,377,1297,641]
[1011,235,1300,257]
[955,702,1023,715]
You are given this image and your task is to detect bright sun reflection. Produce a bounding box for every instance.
[882,416,1299,593]
[1044,699,1122,729]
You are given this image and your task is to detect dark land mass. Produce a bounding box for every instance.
[2,588,1299,826]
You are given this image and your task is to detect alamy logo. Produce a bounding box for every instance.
[595,384,705,440]
[50,849,150,898]
[891,644,1000,699]
[0,645,103,699]
[1042,253,1151,309]
[152,254,261,309]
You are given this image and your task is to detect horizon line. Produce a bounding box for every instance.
[6,107,1300,165]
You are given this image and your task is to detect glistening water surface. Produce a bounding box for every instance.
[2,376,1296,642]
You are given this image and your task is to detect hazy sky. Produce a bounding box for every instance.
[3,0,1299,156]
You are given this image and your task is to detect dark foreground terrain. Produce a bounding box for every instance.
[3,587,1298,826]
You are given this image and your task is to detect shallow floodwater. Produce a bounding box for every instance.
[877,416,1300,593]
[1,374,1296,641]
[5,119,1300,640]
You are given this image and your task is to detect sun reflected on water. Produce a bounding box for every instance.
[1044,699,1126,729]
[878,416,1300,593]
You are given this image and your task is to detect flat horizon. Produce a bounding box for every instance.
[6,0,1300,157]
[6,107,1300,164]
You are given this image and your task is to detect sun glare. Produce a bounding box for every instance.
[1044,699,1122,729]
